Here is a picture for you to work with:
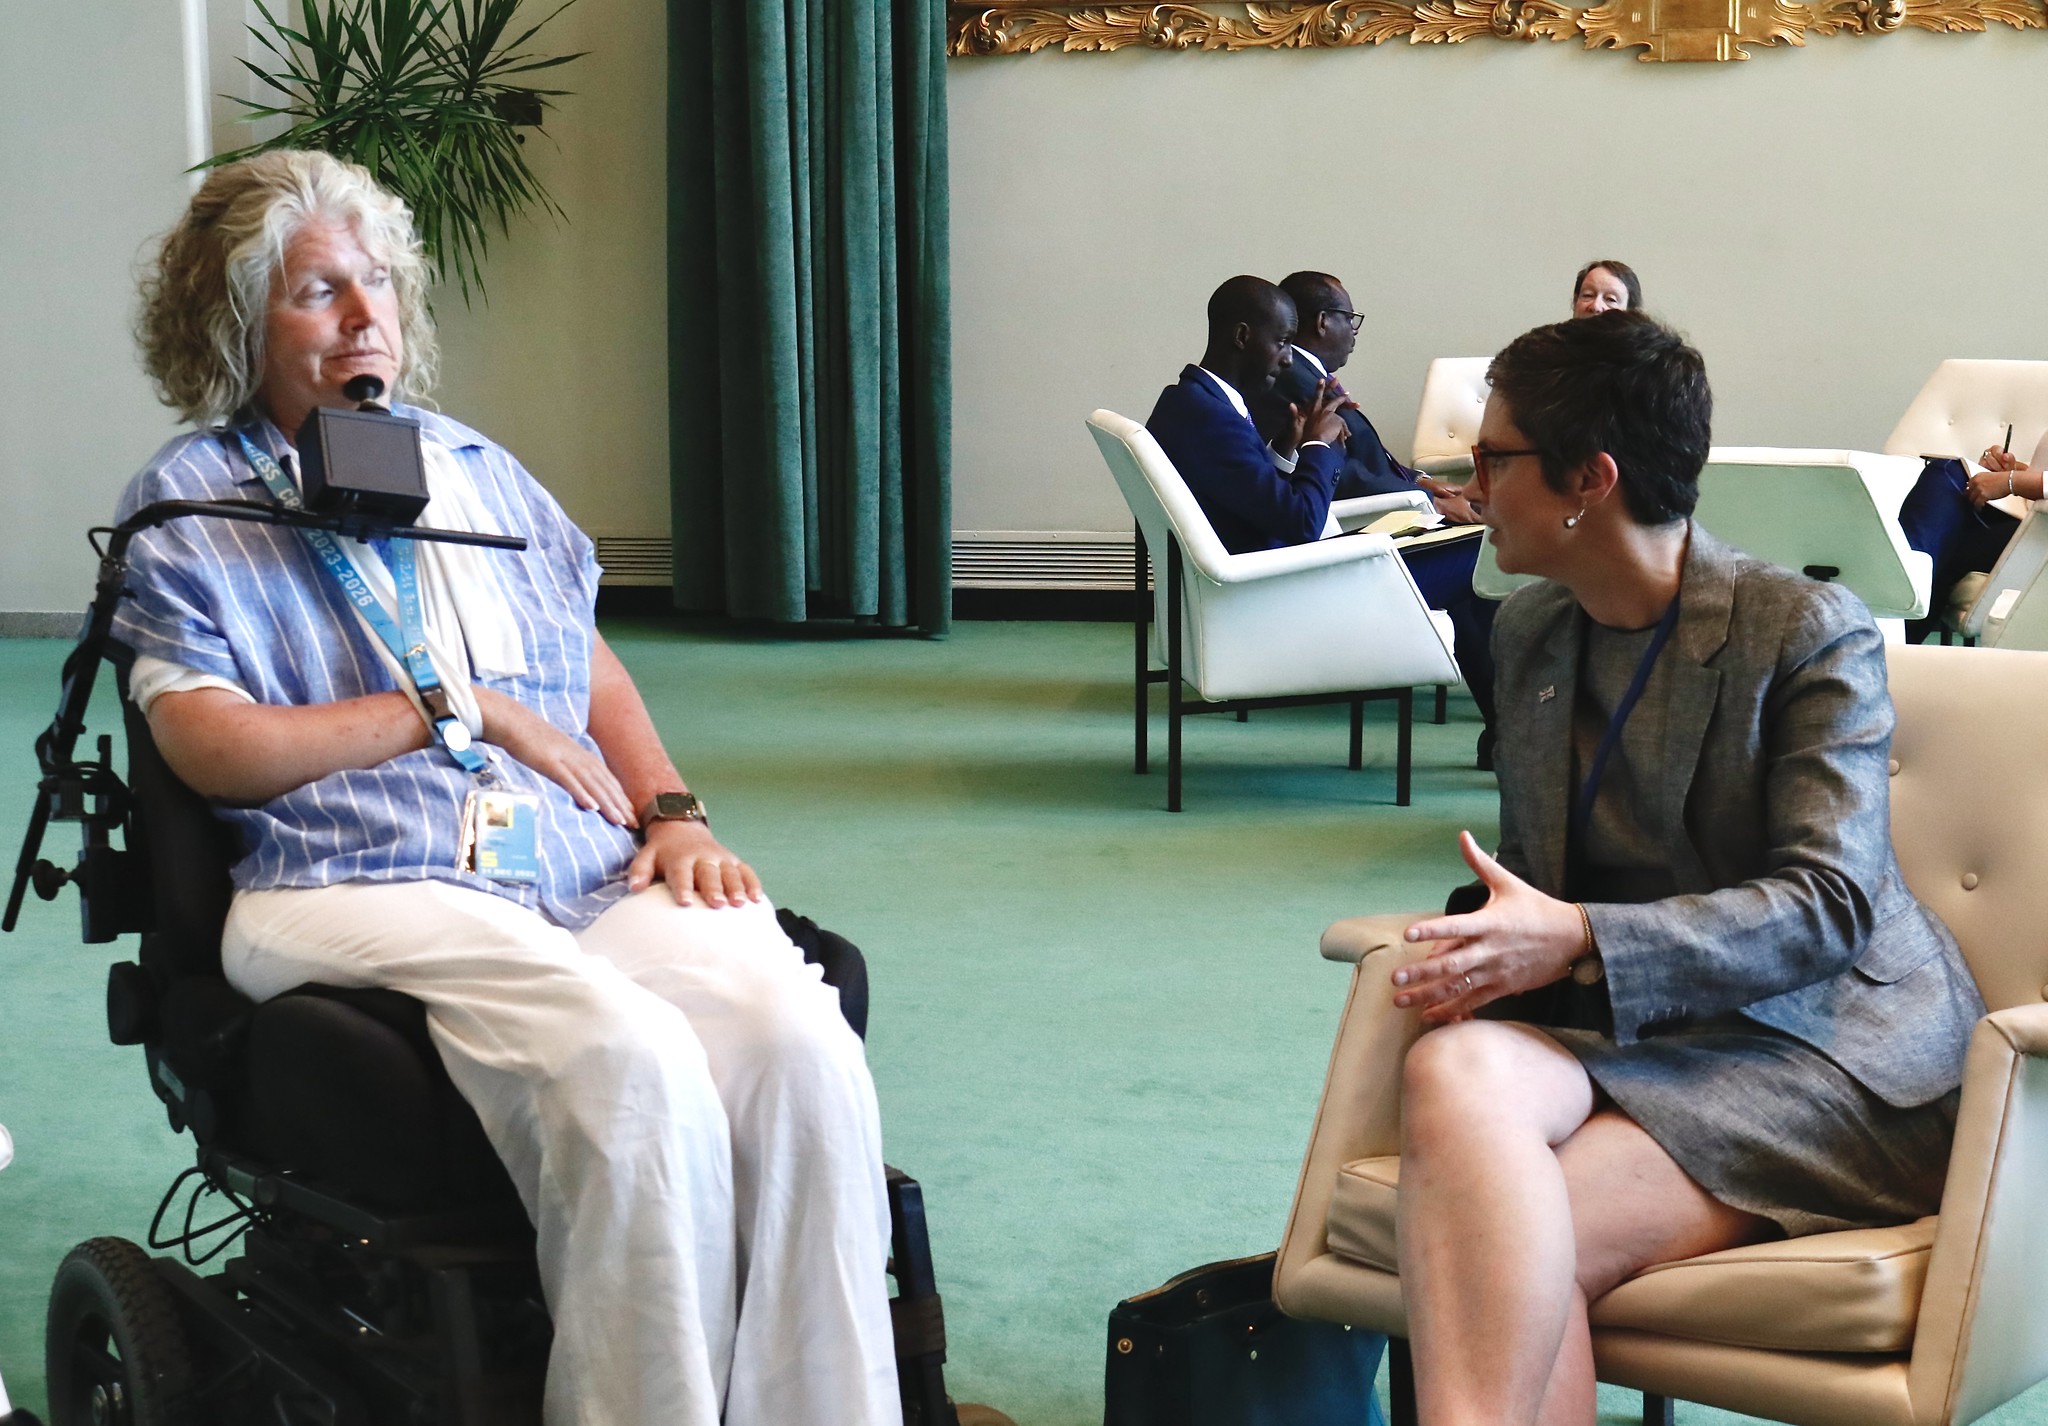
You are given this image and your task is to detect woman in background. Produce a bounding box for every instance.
[1571,260,1640,317]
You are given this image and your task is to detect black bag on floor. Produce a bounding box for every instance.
[1103,1251,1387,1426]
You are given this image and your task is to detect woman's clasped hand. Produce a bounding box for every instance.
[1394,830,1585,1024]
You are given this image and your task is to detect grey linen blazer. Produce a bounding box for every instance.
[1490,523,1983,1109]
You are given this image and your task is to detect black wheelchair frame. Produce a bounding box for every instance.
[6,501,964,1426]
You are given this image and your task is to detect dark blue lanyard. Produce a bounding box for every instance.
[233,430,487,775]
[1570,594,1682,856]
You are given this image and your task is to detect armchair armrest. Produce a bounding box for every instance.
[1332,490,1432,533]
[1199,531,1401,585]
[1908,1002,2048,1424]
[1275,916,1435,1317]
[1414,454,1475,479]
[1322,912,1429,964]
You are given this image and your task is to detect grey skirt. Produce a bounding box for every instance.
[1542,1016,1960,1238]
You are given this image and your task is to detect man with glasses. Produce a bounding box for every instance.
[1252,271,1498,766]
[1254,272,1478,520]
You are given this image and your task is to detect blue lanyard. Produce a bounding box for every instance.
[233,430,487,775]
[1570,593,1682,857]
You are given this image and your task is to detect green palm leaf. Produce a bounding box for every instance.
[201,0,579,303]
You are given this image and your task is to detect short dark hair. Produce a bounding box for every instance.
[1573,259,1642,311]
[1206,274,1291,342]
[1485,311,1710,527]
[1278,270,1344,325]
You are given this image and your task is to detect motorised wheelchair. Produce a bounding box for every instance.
[6,508,979,1426]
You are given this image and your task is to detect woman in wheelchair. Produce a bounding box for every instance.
[111,149,897,1426]
[1384,312,1982,1425]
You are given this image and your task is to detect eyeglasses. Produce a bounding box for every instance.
[1470,446,1543,481]
[1320,308,1366,333]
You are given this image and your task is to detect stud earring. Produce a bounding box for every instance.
[1563,508,1585,529]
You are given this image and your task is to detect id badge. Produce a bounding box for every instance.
[458,789,541,884]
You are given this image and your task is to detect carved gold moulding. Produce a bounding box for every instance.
[947,0,2045,61]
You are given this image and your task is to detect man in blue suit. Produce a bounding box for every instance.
[1146,275,1498,766]
[1144,274,1351,556]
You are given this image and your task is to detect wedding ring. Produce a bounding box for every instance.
[1457,974,1473,995]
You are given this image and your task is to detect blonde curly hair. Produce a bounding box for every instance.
[138,149,438,428]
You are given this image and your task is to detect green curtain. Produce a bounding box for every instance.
[667,0,951,633]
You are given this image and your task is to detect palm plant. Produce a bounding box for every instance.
[211,0,583,301]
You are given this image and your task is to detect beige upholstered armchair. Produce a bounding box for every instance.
[1275,642,2048,1425]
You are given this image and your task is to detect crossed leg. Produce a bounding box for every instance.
[1396,1020,1772,1426]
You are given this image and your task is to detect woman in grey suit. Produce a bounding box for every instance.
[1389,312,1984,1426]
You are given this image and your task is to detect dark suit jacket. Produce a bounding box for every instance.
[1251,350,1424,501]
[1145,366,1344,555]
[1491,525,1982,1109]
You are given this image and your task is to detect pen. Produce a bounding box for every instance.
[2005,424,2014,454]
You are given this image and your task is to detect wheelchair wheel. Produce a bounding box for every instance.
[45,1239,192,1426]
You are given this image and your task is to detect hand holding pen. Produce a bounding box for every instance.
[1970,424,2037,506]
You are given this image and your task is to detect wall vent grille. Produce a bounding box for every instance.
[594,531,1145,590]
[593,535,675,587]
[952,530,1140,590]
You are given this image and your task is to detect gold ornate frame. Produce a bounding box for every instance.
[947,0,2044,61]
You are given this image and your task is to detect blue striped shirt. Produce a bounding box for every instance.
[111,409,637,929]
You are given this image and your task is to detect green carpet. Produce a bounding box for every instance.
[0,620,2041,1425]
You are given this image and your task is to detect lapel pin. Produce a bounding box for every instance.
[1537,685,1555,702]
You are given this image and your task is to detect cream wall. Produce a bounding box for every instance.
[423,1,670,539]
[0,1,194,622]
[947,34,2048,537]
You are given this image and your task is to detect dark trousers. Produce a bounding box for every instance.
[1400,536,1497,727]
[1897,458,2020,641]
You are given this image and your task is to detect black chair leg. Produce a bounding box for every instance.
[1349,699,1365,770]
[1643,1391,1676,1425]
[1433,684,1448,724]
[1388,1337,1417,1426]
[1395,688,1413,806]
[887,1168,958,1426]
[1133,525,1149,775]
[1167,539,1184,813]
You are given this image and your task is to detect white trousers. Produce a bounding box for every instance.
[223,881,898,1426]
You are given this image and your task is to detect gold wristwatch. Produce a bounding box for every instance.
[640,790,708,831]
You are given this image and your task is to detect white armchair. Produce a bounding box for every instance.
[1968,498,2048,650]
[1408,358,1491,478]
[1884,359,2048,468]
[1693,447,1931,623]
[1275,642,2048,1426]
[1087,410,1461,812]
[1472,447,1932,627]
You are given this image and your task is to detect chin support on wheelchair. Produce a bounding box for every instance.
[9,603,964,1426]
